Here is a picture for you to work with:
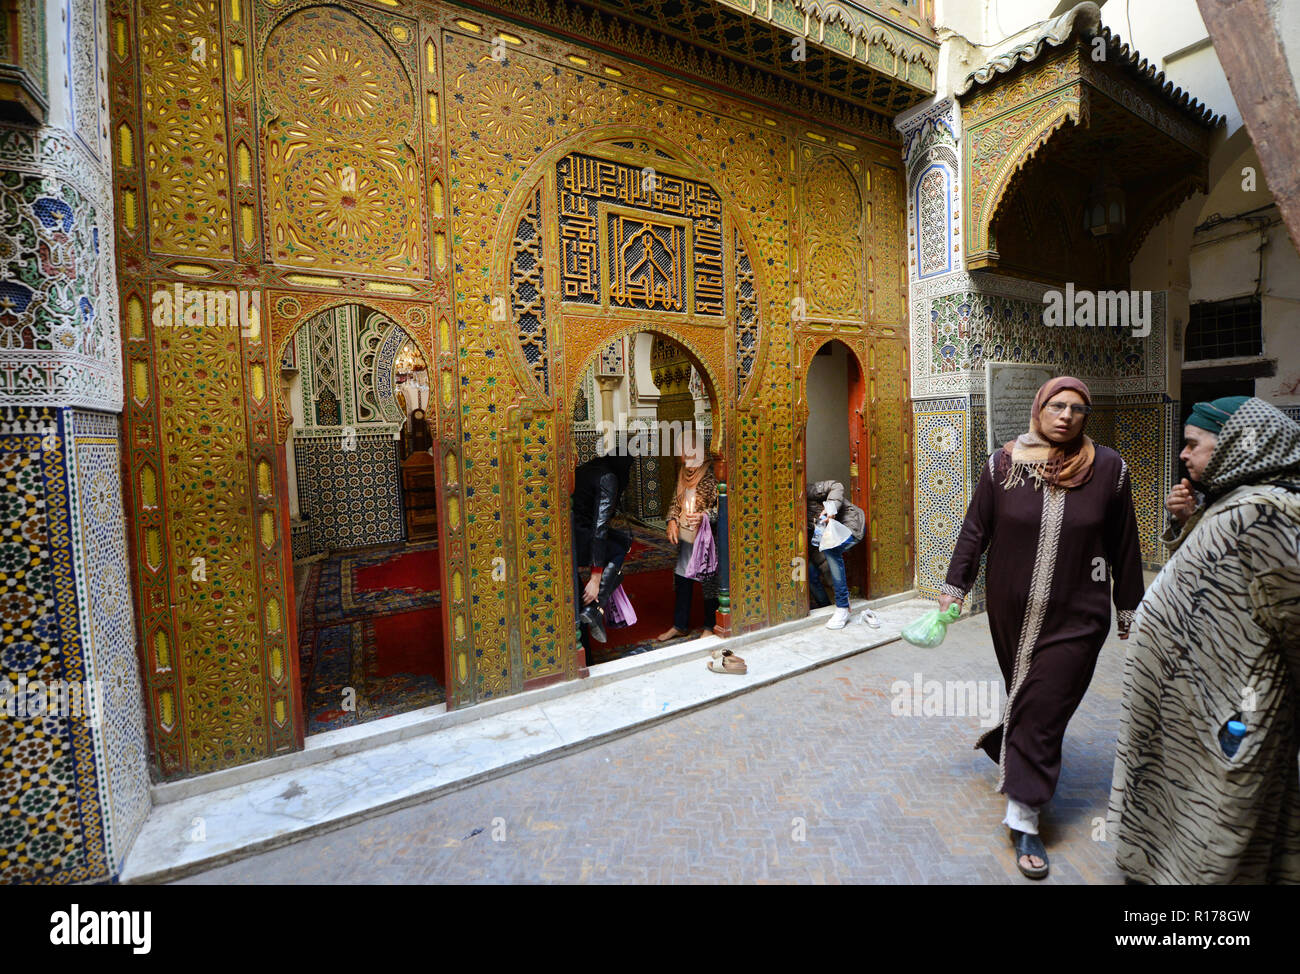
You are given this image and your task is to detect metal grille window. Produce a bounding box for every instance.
[1185,297,1263,361]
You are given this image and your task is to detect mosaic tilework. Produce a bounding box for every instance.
[902,98,961,286]
[913,399,967,600]
[903,88,1175,588]
[68,409,149,874]
[908,269,1167,404]
[290,517,311,556]
[0,408,107,883]
[294,434,405,553]
[1113,395,1177,569]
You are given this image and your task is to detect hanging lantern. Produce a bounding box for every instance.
[1084,163,1126,237]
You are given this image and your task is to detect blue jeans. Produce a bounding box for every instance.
[812,536,857,609]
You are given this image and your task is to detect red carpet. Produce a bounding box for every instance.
[597,568,711,652]
[356,549,440,593]
[371,607,445,679]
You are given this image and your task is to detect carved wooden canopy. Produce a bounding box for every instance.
[476,0,938,127]
[957,3,1222,288]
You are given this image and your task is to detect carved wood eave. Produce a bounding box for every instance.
[0,0,48,124]
[0,75,46,124]
[958,35,1218,283]
[460,0,936,128]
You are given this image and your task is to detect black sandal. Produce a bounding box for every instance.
[1009,829,1050,880]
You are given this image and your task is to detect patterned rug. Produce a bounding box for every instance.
[297,540,444,734]
[297,539,441,628]
[301,609,445,734]
[616,519,678,574]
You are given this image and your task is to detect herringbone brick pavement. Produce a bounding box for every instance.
[177,612,1130,884]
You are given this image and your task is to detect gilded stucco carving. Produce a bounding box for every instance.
[260,4,425,275]
[109,0,913,773]
[137,0,232,259]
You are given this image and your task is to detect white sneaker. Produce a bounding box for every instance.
[826,607,850,630]
[859,609,881,629]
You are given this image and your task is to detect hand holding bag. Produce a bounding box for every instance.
[684,515,718,578]
[818,516,852,551]
[605,585,637,627]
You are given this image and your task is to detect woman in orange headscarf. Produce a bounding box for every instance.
[658,430,719,642]
[941,376,1144,880]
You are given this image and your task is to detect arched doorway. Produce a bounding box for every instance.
[568,329,725,665]
[489,132,757,684]
[278,302,447,734]
[801,338,869,608]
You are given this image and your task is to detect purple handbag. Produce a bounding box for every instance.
[605,585,637,628]
[684,516,718,579]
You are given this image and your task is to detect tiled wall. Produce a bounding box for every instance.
[1,408,149,884]
[293,433,405,554]
[0,0,150,884]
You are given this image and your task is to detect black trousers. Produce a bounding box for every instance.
[673,572,719,631]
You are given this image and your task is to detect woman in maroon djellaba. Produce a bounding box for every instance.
[940,376,1144,879]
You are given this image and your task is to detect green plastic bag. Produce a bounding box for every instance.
[901,604,961,647]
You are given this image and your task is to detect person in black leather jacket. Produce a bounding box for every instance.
[571,454,635,643]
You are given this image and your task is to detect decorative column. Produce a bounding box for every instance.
[0,0,150,884]
[712,457,732,636]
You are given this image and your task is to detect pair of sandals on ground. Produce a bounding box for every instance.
[696,606,884,676]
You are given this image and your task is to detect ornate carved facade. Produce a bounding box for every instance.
[2,0,1244,886]
[102,0,915,782]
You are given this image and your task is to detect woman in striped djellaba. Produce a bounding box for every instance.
[1109,397,1300,884]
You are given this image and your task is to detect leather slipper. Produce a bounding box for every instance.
[706,653,747,675]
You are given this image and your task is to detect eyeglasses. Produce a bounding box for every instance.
[1043,401,1091,417]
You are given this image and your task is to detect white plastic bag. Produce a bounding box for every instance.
[818,516,852,551]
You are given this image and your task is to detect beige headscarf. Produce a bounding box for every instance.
[1001,376,1096,491]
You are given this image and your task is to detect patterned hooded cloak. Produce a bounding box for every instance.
[1108,398,1300,883]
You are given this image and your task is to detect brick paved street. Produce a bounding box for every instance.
[177,611,1129,884]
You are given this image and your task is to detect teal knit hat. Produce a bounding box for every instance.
[1187,395,1251,435]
